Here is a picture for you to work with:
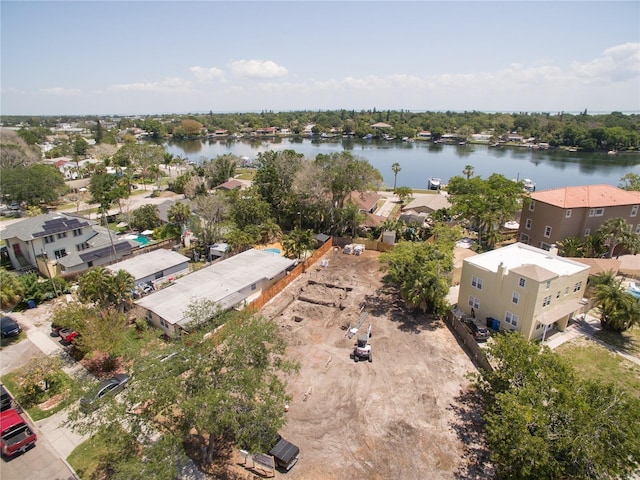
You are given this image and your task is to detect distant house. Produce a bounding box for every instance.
[398,211,427,226]
[403,195,452,215]
[156,199,193,224]
[371,122,393,129]
[345,191,381,214]
[106,249,190,288]
[135,249,295,337]
[518,184,640,251]
[417,131,431,138]
[457,242,590,340]
[0,213,137,276]
[214,179,243,191]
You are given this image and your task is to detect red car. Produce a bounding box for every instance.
[59,328,80,344]
[1,409,37,457]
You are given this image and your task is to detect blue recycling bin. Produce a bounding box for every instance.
[27,299,37,309]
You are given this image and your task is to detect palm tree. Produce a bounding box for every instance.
[557,237,584,257]
[462,165,475,180]
[594,279,640,331]
[281,228,314,260]
[391,162,401,191]
[258,219,282,245]
[0,269,24,309]
[597,217,637,258]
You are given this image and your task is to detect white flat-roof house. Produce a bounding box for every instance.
[135,249,295,337]
[457,242,590,340]
[106,249,190,288]
[0,213,137,276]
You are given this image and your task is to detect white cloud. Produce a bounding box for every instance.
[190,66,226,82]
[571,42,640,83]
[229,59,288,78]
[39,87,83,96]
[108,77,195,93]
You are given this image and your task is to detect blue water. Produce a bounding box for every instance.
[164,138,640,192]
[134,235,151,246]
[264,248,281,255]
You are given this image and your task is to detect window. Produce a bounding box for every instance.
[512,291,519,304]
[519,233,530,244]
[53,248,67,259]
[518,277,526,288]
[471,276,483,290]
[590,208,604,217]
[632,205,639,217]
[525,218,532,230]
[529,200,535,211]
[75,242,89,251]
[573,281,583,293]
[556,290,561,299]
[536,322,543,330]
[544,225,552,238]
[542,295,552,307]
[44,235,55,244]
[565,209,572,218]
[73,228,83,237]
[251,283,257,291]
[505,312,519,327]
[584,228,591,237]
[56,232,67,239]
[545,280,551,290]
[636,224,640,234]
[468,296,480,309]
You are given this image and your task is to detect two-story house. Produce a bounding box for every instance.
[457,242,590,340]
[0,213,138,277]
[518,184,640,250]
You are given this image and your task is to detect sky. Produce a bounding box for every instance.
[1,1,639,116]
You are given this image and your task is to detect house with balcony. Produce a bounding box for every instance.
[457,242,590,340]
[0,213,138,277]
[135,248,295,337]
[518,184,640,251]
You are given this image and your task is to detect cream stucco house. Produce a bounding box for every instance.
[457,242,590,340]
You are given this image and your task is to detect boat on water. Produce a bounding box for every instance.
[428,177,442,190]
[522,178,536,192]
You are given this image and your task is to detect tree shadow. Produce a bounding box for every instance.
[183,434,247,480]
[447,389,495,479]
[364,286,444,334]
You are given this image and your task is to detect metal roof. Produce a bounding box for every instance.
[135,249,295,325]
[106,249,190,281]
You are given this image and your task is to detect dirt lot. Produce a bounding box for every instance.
[258,249,490,480]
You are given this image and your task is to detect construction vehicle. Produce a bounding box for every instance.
[353,324,372,362]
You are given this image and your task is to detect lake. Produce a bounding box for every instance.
[163,138,640,191]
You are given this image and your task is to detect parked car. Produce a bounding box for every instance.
[0,385,14,412]
[59,328,80,344]
[80,374,130,413]
[464,318,490,342]
[0,316,21,338]
[0,409,37,457]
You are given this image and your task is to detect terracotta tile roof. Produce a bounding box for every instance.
[530,184,640,208]
[346,191,381,212]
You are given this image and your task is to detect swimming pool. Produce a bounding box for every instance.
[264,248,281,255]
[124,234,151,246]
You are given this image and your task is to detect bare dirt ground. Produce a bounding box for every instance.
[256,249,492,480]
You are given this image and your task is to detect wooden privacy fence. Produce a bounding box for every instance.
[444,310,493,372]
[248,238,334,311]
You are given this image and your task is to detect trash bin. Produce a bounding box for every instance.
[27,299,37,309]
[491,318,500,331]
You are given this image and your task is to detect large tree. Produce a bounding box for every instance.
[391,162,401,190]
[447,174,524,250]
[0,163,66,206]
[380,233,457,315]
[69,309,297,479]
[77,267,135,312]
[130,204,162,232]
[203,154,238,188]
[593,278,640,332]
[473,332,640,480]
[597,217,639,258]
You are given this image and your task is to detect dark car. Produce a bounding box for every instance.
[80,374,130,413]
[464,318,490,342]
[0,385,14,412]
[0,316,21,338]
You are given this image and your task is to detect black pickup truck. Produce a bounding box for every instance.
[268,434,299,471]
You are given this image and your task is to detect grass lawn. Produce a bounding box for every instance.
[0,370,82,421]
[67,427,134,479]
[594,325,640,358]
[555,338,640,398]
